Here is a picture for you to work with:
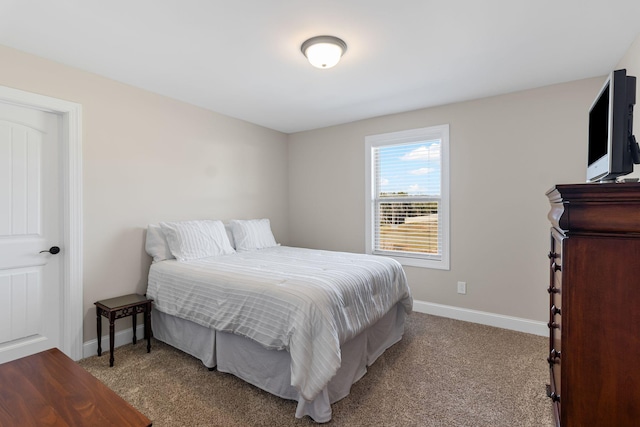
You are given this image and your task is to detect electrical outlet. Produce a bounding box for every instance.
[457,281,467,295]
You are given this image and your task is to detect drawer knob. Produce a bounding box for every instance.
[547,349,561,364]
[552,262,562,272]
[548,392,560,403]
[547,321,560,330]
[548,252,558,259]
[551,305,561,315]
[547,287,560,294]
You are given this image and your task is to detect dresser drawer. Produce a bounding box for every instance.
[548,229,563,343]
[548,365,561,427]
[548,229,562,426]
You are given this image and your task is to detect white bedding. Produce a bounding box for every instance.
[146,245,412,402]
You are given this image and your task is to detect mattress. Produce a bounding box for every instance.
[146,246,412,402]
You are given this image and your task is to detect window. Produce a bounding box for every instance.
[365,125,450,270]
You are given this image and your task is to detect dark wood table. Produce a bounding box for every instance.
[0,348,152,426]
[95,294,153,367]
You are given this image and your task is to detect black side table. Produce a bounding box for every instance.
[95,294,153,367]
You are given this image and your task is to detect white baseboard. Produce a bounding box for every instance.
[412,299,548,336]
[82,324,147,360]
[81,302,547,358]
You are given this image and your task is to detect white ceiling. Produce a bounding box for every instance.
[1,1,639,133]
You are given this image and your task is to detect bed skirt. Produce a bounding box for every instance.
[151,303,407,423]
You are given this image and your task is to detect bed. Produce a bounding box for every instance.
[145,219,412,422]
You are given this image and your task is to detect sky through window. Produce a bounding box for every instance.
[377,139,441,196]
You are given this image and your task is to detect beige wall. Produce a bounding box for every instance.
[0,45,289,342]
[288,77,604,322]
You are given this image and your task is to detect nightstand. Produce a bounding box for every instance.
[95,294,153,367]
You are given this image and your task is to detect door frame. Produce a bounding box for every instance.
[0,86,83,361]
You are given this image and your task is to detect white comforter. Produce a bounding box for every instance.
[146,246,412,401]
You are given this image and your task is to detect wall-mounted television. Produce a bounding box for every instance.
[586,68,639,182]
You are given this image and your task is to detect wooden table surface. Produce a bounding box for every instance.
[0,348,152,426]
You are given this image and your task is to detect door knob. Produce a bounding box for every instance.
[40,246,61,255]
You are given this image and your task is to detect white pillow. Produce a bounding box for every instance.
[224,223,235,249]
[145,224,175,263]
[230,218,278,252]
[159,220,235,261]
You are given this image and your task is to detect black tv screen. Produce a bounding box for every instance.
[586,69,637,182]
[587,85,609,166]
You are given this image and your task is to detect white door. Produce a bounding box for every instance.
[0,102,62,363]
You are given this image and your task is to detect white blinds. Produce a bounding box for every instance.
[372,140,442,258]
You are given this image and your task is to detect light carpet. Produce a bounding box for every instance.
[79,312,555,426]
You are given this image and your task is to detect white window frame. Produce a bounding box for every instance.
[365,125,450,270]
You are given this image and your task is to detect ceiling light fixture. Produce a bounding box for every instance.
[301,35,347,69]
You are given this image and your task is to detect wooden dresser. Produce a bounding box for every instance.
[546,183,640,427]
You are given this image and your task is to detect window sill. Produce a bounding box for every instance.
[372,252,450,270]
